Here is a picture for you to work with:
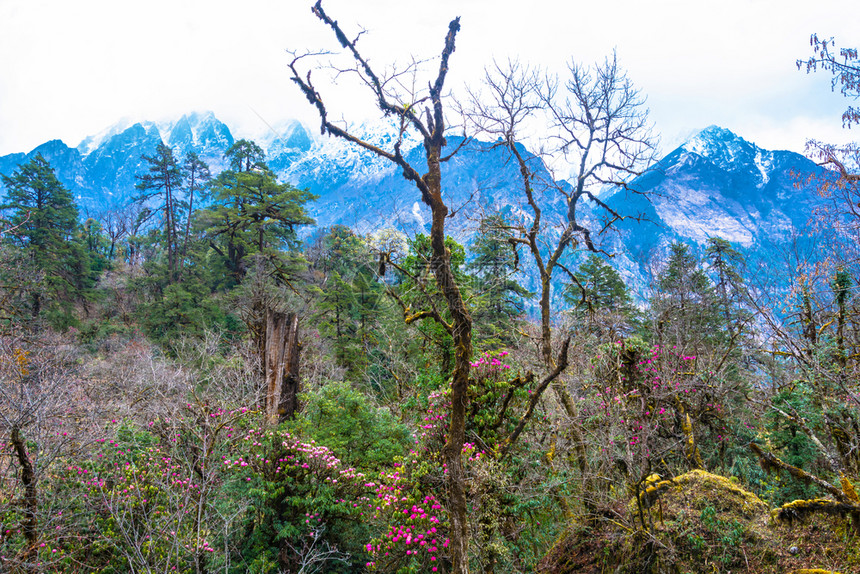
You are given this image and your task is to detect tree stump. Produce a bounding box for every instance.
[264,310,300,423]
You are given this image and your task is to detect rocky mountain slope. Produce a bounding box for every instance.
[0,114,827,295]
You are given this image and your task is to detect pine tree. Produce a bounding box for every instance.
[653,242,721,350]
[224,139,266,172]
[704,237,748,341]
[199,141,314,285]
[566,254,635,340]
[81,218,112,275]
[180,151,211,269]
[567,254,631,313]
[311,226,387,379]
[1,154,91,324]
[135,143,184,283]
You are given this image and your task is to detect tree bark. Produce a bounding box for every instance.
[11,426,37,565]
[279,313,301,423]
[264,310,301,423]
[290,8,471,570]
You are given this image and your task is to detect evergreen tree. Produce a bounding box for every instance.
[1,154,91,325]
[225,139,266,172]
[566,254,635,340]
[180,151,211,268]
[317,269,360,365]
[311,226,387,380]
[135,143,184,283]
[704,237,749,342]
[566,254,631,313]
[468,215,529,347]
[652,242,721,350]
[397,234,469,376]
[81,218,112,275]
[199,141,314,285]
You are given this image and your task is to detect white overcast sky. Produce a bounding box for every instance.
[1,0,859,158]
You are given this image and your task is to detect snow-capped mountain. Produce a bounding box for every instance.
[0,114,829,297]
[596,125,825,291]
[1,112,239,211]
[643,125,818,247]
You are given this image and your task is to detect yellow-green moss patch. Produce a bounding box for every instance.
[540,470,860,574]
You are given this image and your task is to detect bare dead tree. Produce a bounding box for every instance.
[463,56,656,518]
[466,54,657,369]
[0,333,95,572]
[289,3,474,571]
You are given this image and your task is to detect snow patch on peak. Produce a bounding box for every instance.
[76,117,138,156]
[244,118,306,149]
[78,111,233,158]
[754,148,771,187]
[683,126,744,155]
[411,202,425,226]
[281,121,423,185]
[679,125,767,173]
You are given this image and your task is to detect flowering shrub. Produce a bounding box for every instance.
[53,403,254,574]
[225,425,374,572]
[363,350,556,572]
[356,386,489,571]
[467,350,532,444]
[581,338,736,496]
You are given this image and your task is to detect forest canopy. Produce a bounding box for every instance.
[0,7,859,574]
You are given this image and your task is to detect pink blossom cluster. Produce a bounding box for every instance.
[470,350,512,371]
[589,342,721,456]
[365,489,448,572]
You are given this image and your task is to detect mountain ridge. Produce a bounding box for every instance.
[0,113,827,297]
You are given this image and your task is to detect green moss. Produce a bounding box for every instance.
[541,469,860,573]
[632,469,768,518]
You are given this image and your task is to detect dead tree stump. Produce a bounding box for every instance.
[264,310,301,423]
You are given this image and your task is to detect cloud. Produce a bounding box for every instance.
[1,0,859,156]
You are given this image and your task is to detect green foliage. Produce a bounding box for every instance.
[566,254,631,313]
[310,230,389,380]
[198,141,315,285]
[224,139,266,172]
[566,254,638,340]
[467,350,530,445]
[760,384,825,504]
[697,504,746,566]
[651,242,723,350]
[396,233,470,377]
[81,218,113,275]
[0,154,93,327]
[296,382,411,470]
[136,277,240,350]
[469,215,529,347]
[227,425,372,573]
[135,142,185,283]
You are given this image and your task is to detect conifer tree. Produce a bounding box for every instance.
[1,154,91,324]
[705,237,748,341]
[567,254,631,313]
[312,226,384,379]
[469,215,529,347]
[225,139,266,173]
[200,141,314,284]
[653,242,720,350]
[180,151,210,268]
[135,143,184,283]
[566,254,635,340]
